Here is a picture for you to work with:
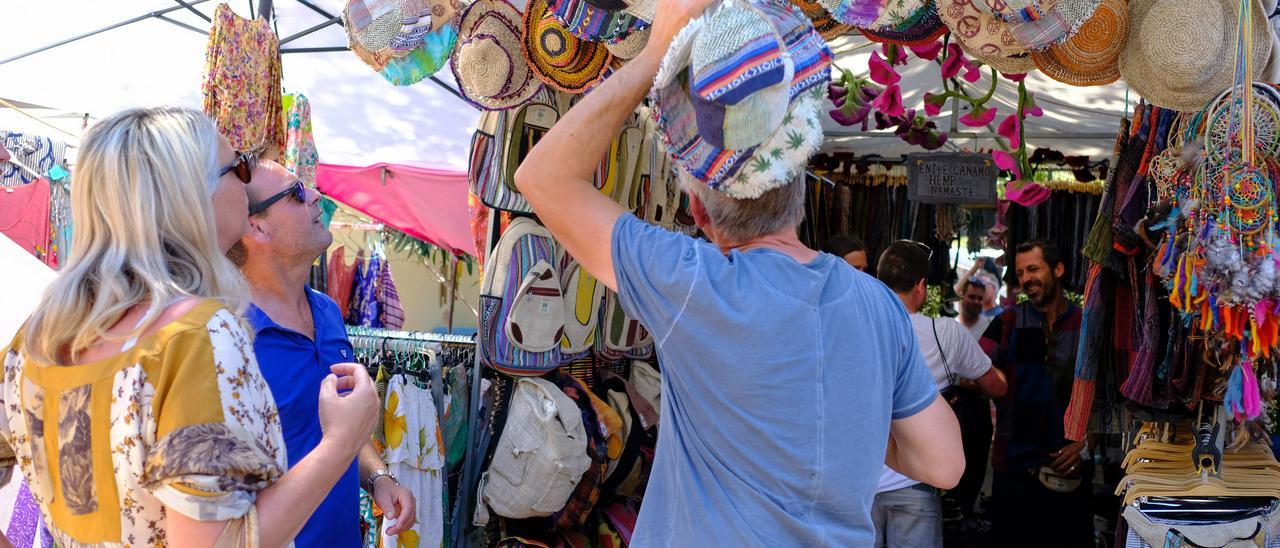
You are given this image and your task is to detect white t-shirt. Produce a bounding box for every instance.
[960,314,993,341]
[877,313,994,493]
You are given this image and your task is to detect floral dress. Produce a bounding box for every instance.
[202,3,285,160]
[0,300,288,546]
[282,93,319,187]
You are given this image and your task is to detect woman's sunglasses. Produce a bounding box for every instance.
[219,151,255,184]
[249,181,307,216]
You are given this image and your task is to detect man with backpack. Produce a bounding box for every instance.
[513,0,964,544]
[873,241,1007,547]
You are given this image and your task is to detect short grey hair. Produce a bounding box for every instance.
[680,172,807,242]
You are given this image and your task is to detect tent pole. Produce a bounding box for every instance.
[258,0,274,20]
[446,254,458,334]
[0,0,212,67]
[155,14,209,35]
[279,16,342,45]
[172,0,212,22]
[294,0,339,19]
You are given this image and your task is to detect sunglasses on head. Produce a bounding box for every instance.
[249,181,307,216]
[219,151,255,184]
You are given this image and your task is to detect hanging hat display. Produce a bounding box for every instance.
[605,26,650,60]
[971,0,1102,51]
[549,0,648,42]
[860,0,946,46]
[344,0,405,54]
[524,0,615,93]
[820,0,887,27]
[1030,0,1125,86]
[868,0,926,31]
[651,0,833,199]
[938,0,1035,73]
[379,18,460,85]
[622,0,657,23]
[451,0,544,110]
[793,0,855,40]
[1118,0,1270,111]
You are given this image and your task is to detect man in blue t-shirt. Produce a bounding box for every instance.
[512,3,964,545]
[229,160,417,546]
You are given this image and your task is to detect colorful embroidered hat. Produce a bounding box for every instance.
[860,0,946,46]
[938,0,1035,73]
[524,0,615,93]
[792,0,854,40]
[451,0,544,110]
[820,0,887,27]
[868,0,926,31]
[549,0,648,42]
[623,0,657,23]
[1030,0,1125,86]
[651,0,833,199]
[1119,0,1270,111]
[972,0,1102,52]
[379,18,460,85]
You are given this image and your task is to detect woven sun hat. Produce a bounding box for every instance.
[623,0,657,23]
[524,0,615,93]
[605,26,650,60]
[963,0,1084,52]
[793,0,855,40]
[1118,0,1270,112]
[1030,0,1125,86]
[820,0,888,27]
[451,0,543,111]
[651,0,833,199]
[938,0,1035,73]
[549,0,648,42]
[379,16,460,85]
[860,0,947,46]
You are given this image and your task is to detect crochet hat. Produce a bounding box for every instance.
[793,0,854,40]
[651,0,833,199]
[451,0,544,110]
[1119,0,1270,111]
[860,0,946,46]
[938,0,1034,73]
[605,26,650,60]
[549,0,648,42]
[524,0,615,93]
[819,0,886,27]
[972,0,1103,52]
[1031,0,1125,86]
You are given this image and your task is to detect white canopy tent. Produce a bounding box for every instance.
[0,1,1133,169]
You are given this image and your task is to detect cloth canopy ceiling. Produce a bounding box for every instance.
[316,163,474,256]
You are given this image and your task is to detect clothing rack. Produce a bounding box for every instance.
[345,325,475,345]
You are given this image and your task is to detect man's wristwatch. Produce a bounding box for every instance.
[364,469,399,492]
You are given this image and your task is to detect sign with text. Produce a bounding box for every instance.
[906,153,998,205]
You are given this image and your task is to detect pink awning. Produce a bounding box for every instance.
[316,162,474,257]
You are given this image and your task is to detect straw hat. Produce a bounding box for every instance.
[623,0,657,23]
[344,0,404,53]
[524,0,614,93]
[860,0,947,46]
[605,26,650,60]
[973,0,1102,51]
[793,0,855,39]
[651,0,833,199]
[939,0,1035,73]
[1118,0,1271,112]
[1031,0,1125,86]
[549,0,647,42]
[451,0,543,111]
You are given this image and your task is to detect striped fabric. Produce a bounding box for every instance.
[549,0,645,42]
[470,111,533,213]
[377,258,405,329]
[481,223,563,375]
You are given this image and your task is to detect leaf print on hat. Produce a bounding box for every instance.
[385,390,408,450]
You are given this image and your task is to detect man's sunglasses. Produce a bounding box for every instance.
[219,151,255,184]
[249,181,307,216]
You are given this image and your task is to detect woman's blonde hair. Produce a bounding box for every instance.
[23,107,248,364]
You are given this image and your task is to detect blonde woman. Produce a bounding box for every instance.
[0,107,378,547]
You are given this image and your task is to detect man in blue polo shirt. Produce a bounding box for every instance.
[229,160,416,546]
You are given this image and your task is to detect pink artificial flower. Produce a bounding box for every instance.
[909,41,944,61]
[869,52,901,86]
[991,150,1022,179]
[827,82,849,106]
[997,114,1022,149]
[963,63,982,83]
[958,105,997,127]
[880,43,909,66]
[1003,72,1028,82]
[941,44,967,79]
[872,83,905,117]
[923,92,947,116]
[1026,104,1044,118]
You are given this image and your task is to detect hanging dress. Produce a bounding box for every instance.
[202,3,286,159]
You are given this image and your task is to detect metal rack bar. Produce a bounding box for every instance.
[345,326,475,345]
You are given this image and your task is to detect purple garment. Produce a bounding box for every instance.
[7,480,53,548]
